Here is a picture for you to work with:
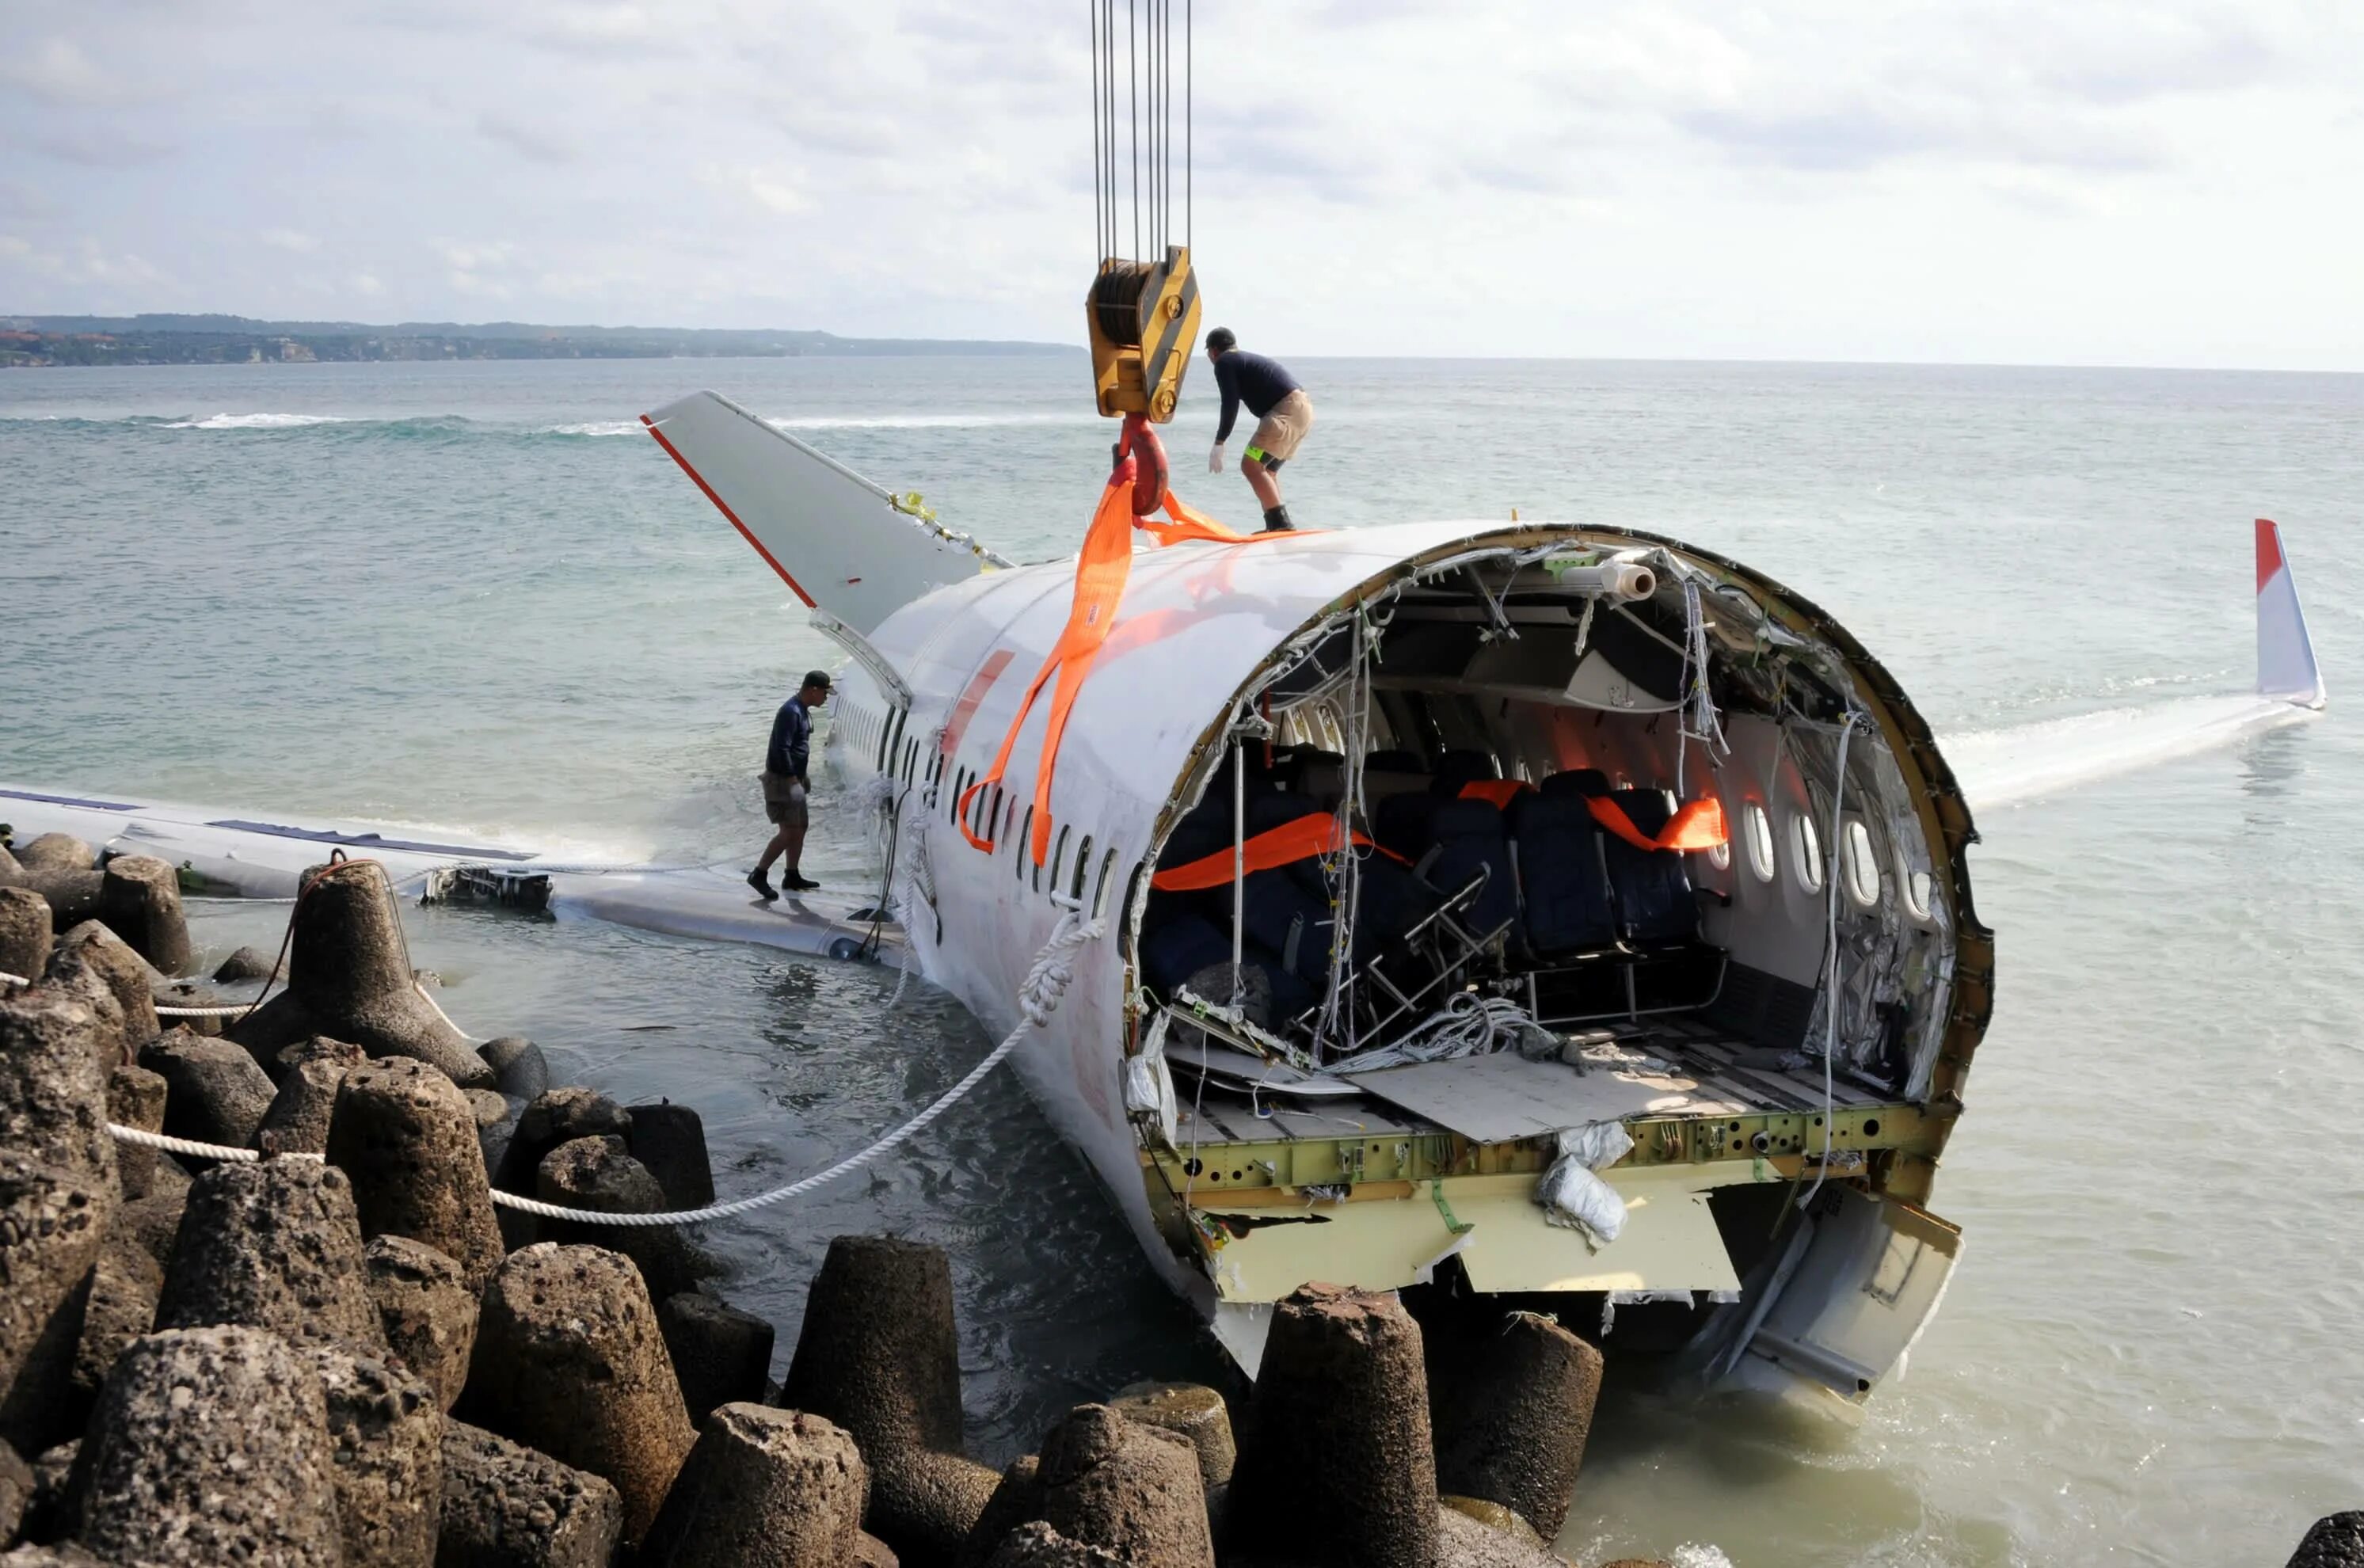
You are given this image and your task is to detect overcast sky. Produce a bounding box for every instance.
[2,1,2359,367]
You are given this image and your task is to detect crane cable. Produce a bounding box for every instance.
[1091,0,1188,265]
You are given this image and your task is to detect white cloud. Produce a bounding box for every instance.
[0,0,2358,366]
[261,228,320,254]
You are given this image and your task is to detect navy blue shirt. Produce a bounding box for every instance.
[1212,350,1301,444]
[765,696,813,780]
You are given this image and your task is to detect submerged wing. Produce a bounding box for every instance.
[641,390,1012,634]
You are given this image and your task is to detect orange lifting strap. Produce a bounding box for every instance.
[1586,794,1730,854]
[1456,779,1533,809]
[1150,814,1385,892]
[959,417,1296,866]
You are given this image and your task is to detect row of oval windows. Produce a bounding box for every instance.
[1709,803,1938,923]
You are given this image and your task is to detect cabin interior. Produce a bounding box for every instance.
[1125,546,1964,1356]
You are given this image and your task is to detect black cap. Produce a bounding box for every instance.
[1205,326,1236,353]
[803,670,832,690]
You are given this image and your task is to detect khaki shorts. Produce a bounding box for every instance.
[760,771,808,828]
[1245,390,1313,467]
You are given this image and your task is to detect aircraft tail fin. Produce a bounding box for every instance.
[641,391,1012,636]
[2256,519,2327,709]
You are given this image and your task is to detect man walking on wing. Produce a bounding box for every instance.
[749,670,830,898]
[1205,328,1313,532]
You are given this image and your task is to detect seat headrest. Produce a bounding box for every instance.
[1543,768,1612,798]
[1435,748,1499,788]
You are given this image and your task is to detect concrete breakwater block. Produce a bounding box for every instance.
[72,1324,344,1567]
[535,1136,716,1300]
[213,944,280,984]
[1224,1282,1438,1568]
[0,1440,31,1544]
[364,1235,478,1414]
[116,1158,192,1271]
[988,1520,1125,1566]
[1429,1505,1572,1568]
[959,1454,1045,1568]
[640,1403,868,1568]
[14,874,102,944]
[229,861,493,1087]
[105,1064,166,1200]
[0,1153,113,1456]
[0,991,120,1191]
[68,1233,162,1413]
[477,1035,550,1100]
[1109,1382,1235,1503]
[628,1102,715,1210]
[154,1159,384,1353]
[438,1419,625,1568]
[10,837,92,876]
[461,1243,696,1547]
[44,926,159,1075]
[139,1028,275,1150]
[497,1087,631,1194]
[0,888,52,982]
[782,1234,1000,1558]
[327,1058,506,1292]
[257,1037,368,1156]
[307,1344,442,1568]
[2288,1513,2364,1567]
[659,1291,775,1425]
[97,855,191,977]
[1032,1404,1214,1568]
[1427,1308,1602,1539]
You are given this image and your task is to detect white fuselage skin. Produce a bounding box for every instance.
[824,521,1594,1311]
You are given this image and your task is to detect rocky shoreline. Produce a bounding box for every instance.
[0,830,2351,1566]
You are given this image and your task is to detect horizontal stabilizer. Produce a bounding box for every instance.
[2256,518,2326,709]
[641,391,1011,635]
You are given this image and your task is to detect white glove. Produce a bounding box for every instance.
[1209,442,1224,474]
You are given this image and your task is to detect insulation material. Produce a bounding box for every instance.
[1535,1121,1635,1244]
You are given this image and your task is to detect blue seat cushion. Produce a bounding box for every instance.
[1600,787,1698,943]
[1427,797,1518,937]
[1509,791,1618,955]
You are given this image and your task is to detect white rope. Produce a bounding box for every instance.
[105,907,1106,1227]
[1801,712,1857,1215]
[154,1001,256,1019]
[1325,991,1538,1074]
[1677,576,1730,795]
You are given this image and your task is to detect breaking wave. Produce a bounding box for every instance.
[162,411,353,430]
[541,420,642,437]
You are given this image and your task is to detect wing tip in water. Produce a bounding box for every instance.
[2255,519,2326,710]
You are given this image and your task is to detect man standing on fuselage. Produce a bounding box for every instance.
[1205,327,1313,532]
[749,670,829,899]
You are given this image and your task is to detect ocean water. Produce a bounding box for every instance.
[3,356,2360,1565]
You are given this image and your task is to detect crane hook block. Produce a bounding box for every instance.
[1086,245,1201,423]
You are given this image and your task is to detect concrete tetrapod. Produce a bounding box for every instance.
[0,991,119,1192]
[307,1344,443,1568]
[139,1027,276,1150]
[535,1135,716,1300]
[257,1037,370,1155]
[2288,1513,2364,1567]
[9,837,91,876]
[638,1404,867,1568]
[658,1291,776,1425]
[44,924,159,1071]
[229,859,493,1086]
[781,1234,1000,1562]
[1109,1381,1235,1523]
[1426,1307,1602,1539]
[1224,1282,1438,1568]
[154,1159,385,1352]
[626,1102,715,1209]
[104,1064,166,1200]
[0,1153,112,1457]
[987,1521,1125,1567]
[437,1419,626,1568]
[72,1324,344,1568]
[0,888,51,984]
[326,1057,506,1292]
[97,855,191,976]
[363,1235,478,1414]
[1033,1404,1214,1568]
[462,1243,697,1547]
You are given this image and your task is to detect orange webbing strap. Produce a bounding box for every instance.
[1586,794,1729,853]
[957,451,1303,865]
[1151,815,1382,892]
[1456,779,1533,809]
[958,474,1139,860]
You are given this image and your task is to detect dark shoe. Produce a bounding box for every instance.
[746,869,778,900]
[1262,504,1295,532]
[785,873,820,892]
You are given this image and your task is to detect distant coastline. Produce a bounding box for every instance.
[0,314,1075,367]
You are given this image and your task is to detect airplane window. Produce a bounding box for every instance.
[1792,813,1825,892]
[1703,837,1731,873]
[1899,854,1936,923]
[1842,819,1881,908]
[1743,803,1776,882]
[1050,825,1072,892]
[1093,848,1118,916]
[950,768,967,824]
[1072,835,1094,900]
[1018,808,1034,881]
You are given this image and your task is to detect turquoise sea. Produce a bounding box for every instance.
[3,356,2360,1565]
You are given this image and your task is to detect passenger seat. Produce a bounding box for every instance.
[1509,787,1618,955]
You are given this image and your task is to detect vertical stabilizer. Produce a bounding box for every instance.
[2256,519,2327,709]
